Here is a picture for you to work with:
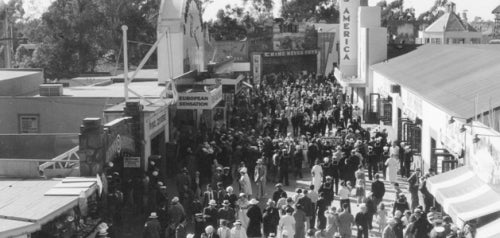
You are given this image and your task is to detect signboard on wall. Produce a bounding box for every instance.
[253,54,261,85]
[124,157,141,168]
[339,0,359,77]
[208,41,249,62]
[146,106,169,136]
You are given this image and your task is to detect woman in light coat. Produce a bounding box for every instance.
[278,208,296,238]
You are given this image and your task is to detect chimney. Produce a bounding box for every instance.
[462,10,468,23]
[39,84,63,96]
[446,2,456,13]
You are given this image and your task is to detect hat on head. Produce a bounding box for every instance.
[234,220,242,225]
[216,167,223,171]
[256,159,263,164]
[171,197,179,203]
[239,193,246,197]
[240,167,247,173]
[226,186,233,192]
[209,199,217,206]
[414,208,423,214]
[222,200,230,205]
[249,198,259,205]
[275,183,283,187]
[149,212,158,218]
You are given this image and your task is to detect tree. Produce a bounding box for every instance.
[14,0,159,79]
[417,0,448,24]
[281,0,339,23]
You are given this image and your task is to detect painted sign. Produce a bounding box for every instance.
[177,86,223,109]
[339,0,359,77]
[253,54,261,85]
[263,49,318,57]
[104,117,136,163]
[147,106,168,134]
[124,157,141,168]
[401,89,423,119]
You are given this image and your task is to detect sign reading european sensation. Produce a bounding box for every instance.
[177,86,223,110]
[339,0,359,77]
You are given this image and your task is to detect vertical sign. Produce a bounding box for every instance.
[253,54,261,86]
[339,0,359,77]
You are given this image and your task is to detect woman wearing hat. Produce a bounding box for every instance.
[239,167,253,198]
[230,220,248,238]
[246,199,263,238]
[263,199,280,237]
[278,207,296,238]
[311,159,323,193]
[237,193,250,229]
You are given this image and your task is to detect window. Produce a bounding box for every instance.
[19,114,39,133]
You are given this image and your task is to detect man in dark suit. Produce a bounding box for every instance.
[203,200,219,229]
[408,168,421,210]
[371,173,385,208]
[272,183,286,202]
[297,189,314,230]
[202,184,218,208]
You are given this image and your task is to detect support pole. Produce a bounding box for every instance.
[122,25,129,101]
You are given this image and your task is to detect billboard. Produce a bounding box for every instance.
[208,41,249,62]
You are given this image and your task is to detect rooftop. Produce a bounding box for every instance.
[41,81,165,98]
[371,44,500,118]
[425,12,476,33]
[0,70,42,82]
[0,177,97,229]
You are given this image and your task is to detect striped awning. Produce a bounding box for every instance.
[426,166,500,222]
[476,218,500,238]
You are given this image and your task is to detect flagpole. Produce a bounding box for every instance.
[122,25,129,102]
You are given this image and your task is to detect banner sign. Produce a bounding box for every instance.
[262,49,318,57]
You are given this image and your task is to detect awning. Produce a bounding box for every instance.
[0,219,40,237]
[476,218,500,238]
[426,166,500,222]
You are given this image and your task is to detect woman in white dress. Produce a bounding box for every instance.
[278,208,296,238]
[239,168,253,198]
[236,193,250,228]
[385,154,399,183]
[311,159,323,192]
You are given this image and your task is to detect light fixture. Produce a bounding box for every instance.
[472,134,500,143]
[448,116,469,124]
[459,125,466,133]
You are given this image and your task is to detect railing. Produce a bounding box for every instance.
[38,146,80,172]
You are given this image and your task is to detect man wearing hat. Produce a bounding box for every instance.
[203,200,219,229]
[175,167,191,196]
[167,197,186,236]
[382,218,398,238]
[272,183,286,203]
[239,167,253,198]
[143,212,161,238]
[218,200,236,225]
[279,148,290,186]
[254,158,267,199]
[408,208,432,238]
[203,184,218,208]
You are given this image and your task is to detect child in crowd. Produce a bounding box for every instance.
[376,203,388,233]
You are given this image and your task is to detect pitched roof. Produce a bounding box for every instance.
[371,44,500,118]
[425,12,468,32]
[493,5,500,14]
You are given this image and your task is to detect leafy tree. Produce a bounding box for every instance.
[417,0,448,24]
[281,0,339,23]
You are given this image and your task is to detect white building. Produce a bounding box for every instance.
[370,44,500,233]
[417,2,482,44]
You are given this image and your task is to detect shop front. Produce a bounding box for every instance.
[252,49,320,83]
[171,85,223,137]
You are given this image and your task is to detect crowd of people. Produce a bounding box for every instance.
[130,72,473,238]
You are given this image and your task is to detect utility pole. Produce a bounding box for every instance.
[4,8,10,68]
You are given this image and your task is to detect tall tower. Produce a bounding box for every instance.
[339,0,361,78]
[493,5,500,39]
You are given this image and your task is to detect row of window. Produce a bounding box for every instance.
[424,37,481,44]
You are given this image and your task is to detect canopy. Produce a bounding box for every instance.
[426,166,500,222]
[0,219,40,237]
[476,218,500,238]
